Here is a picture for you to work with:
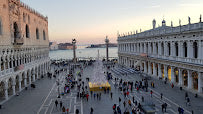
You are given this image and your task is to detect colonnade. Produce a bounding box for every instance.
[0,61,50,101]
[119,56,203,93]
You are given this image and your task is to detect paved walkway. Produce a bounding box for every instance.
[110,65,203,114]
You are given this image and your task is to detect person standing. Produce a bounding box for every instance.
[123,101,126,107]
[160,93,163,100]
[150,90,153,97]
[110,92,113,99]
[90,107,94,114]
[60,101,63,109]
[76,109,79,114]
[55,100,58,107]
[119,97,121,104]
[164,103,167,112]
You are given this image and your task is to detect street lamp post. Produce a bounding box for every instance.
[72,39,77,64]
[105,36,109,62]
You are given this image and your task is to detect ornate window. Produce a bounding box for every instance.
[193,42,198,58]
[13,22,19,39]
[26,24,30,38]
[175,42,178,56]
[43,30,46,40]
[36,28,39,39]
[183,42,187,57]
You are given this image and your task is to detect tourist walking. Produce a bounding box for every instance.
[150,90,153,97]
[76,109,79,114]
[160,93,163,100]
[62,106,65,113]
[164,103,167,112]
[60,101,63,109]
[55,100,58,107]
[123,101,126,107]
[90,107,94,114]
[185,92,188,100]
[119,97,121,104]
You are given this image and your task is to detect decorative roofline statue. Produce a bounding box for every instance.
[171,21,173,27]
[200,14,202,22]
[188,16,191,24]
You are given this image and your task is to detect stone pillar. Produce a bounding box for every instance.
[148,62,151,75]
[153,63,156,76]
[158,63,162,78]
[140,62,143,71]
[178,41,183,58]
[171,41,175,57]
[12,82,16,95]
[158,42,161,56]
[24,78,27,87]
[29,75,31,85]
[164,42,167,56]
[7,60,10,69]
[171,66,175,83]
[164,65,168,79]
[15,59,17,66]
[198,40,202,59]
[4,82,8,100]
[153,42,156,55]
[11,59,14,68]
[178,69,183,86]
[188,70,192,89]
[187,41,193,58]
[18,79,22,91]
[198,72,202,93]
[33,74,35,82]
[3,61,6,71]
[144,61,147,73]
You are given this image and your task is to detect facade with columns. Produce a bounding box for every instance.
[118,17,203,93]
[0,0,50,102]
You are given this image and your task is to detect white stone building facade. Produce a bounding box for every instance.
[0,0,50,103]
[118,17,203,93]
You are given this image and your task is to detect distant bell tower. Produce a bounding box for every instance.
[152,19,156,29]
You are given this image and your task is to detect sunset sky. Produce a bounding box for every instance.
[21,0,203,44]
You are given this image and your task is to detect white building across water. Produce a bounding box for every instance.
[0,0,50,103]
[118,15,203,93]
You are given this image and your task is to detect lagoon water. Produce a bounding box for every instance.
[49,46,118,60]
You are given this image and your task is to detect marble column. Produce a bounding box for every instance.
[18,79,22,91]
[12,83,16,95]
[187,41,193,58]
[178,41,183,58]
[24,78,27,87]
[164,65,168,79]
[29,75,31,85]
[178,69,183,86]
[153,43,156,55]
[198,72,202,93]
[4,82,8,100]
[198,40,202,59]
[188,70,192,89]
[153,63,156,76]
[158,63,162,78]
[144,61,147,73]
[171,41,175,57]
[148,62,152,75]
[158,42,161,56]
[171,66,175,83]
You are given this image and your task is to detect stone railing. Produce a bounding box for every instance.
[0,58,50,77]
[118,22,203,40]
[118,51,203,65]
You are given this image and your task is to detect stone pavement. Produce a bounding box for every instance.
[110,65,203,114]
[1,63,203,114]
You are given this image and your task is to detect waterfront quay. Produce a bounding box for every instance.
[0,60,203,114]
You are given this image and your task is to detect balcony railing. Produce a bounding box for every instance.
[14,38,24,45]
[119,51,203,65]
